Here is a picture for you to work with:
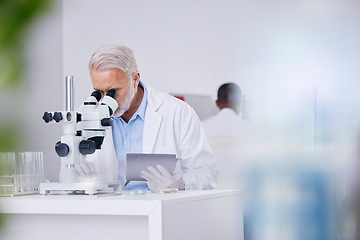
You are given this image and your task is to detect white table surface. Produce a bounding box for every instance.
[0,189,243,240]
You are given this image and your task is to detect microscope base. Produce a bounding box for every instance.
[39,181,123,195]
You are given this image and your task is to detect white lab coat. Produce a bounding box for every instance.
[86,85,218,190]
[202,108,253,138]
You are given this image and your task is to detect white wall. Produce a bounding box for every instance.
[22,1,63,181]
[62,0,255,103]
[22,0,360,180]
[61,0,360,147]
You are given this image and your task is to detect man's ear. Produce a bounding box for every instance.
[133,72,140,86]
[216,100,220,108]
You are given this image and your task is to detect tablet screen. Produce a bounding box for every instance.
[126,153,178,185]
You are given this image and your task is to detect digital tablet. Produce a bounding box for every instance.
[125,153,178,186]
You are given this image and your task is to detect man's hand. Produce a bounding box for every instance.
[141,161,185,190]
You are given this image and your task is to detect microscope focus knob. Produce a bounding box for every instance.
[42,112,53,123]
[53,112,63,122]
[79,140,96,155]
[55,141,69,157]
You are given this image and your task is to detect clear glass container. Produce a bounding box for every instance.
[0,152,45,197]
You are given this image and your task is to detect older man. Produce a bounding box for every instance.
[76,44,218,190]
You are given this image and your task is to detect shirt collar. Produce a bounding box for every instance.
[136,82,147,120]
[127,81,147,122]
[111,81,148,122]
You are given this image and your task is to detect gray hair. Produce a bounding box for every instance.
[88,44,138,81]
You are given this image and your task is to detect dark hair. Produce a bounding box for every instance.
[217,82,241,105]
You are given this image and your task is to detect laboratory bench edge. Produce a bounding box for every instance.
[0,189,244,240]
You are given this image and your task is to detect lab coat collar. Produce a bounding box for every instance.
[142,81,163,111]
[142,84,164,153]
[219,108,238,116]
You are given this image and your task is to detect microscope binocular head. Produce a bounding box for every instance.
[43,89,119,159]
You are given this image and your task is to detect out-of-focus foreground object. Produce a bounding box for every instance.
[0,152,45,196]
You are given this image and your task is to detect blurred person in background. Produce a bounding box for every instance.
[202,82,252,138]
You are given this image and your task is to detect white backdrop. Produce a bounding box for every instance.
[62,0,360,149]
[61,0,360,100]
[62,0,251,103]
[21,0,360,180]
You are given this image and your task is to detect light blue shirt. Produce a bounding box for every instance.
[112,84,148,190]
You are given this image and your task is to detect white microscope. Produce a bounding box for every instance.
[39,76,122,195]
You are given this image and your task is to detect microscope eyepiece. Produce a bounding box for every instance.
[91,90,102,102]
[106,89,117,99]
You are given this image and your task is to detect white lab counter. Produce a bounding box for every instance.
[0,190,243,240]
